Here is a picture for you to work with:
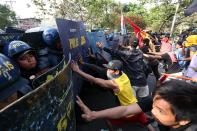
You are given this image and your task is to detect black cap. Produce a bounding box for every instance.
[103,60,123,70]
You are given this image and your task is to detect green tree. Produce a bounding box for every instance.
[138,0,194,32]
[0,4,16,29]
[32,0,121,29]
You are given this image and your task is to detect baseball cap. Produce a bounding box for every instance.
[103,60,123,70]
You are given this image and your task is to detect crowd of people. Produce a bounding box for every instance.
[0,25,197,131]
[73,28,197,131]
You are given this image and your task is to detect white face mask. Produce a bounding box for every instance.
[107,70,120,80]
[107,70,114,80]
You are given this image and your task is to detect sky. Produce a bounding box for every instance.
[0,0,178,18]
[0,0,39,18]
[0,0,134,18]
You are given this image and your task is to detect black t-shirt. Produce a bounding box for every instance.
[137,96,153,112]
[161,53,172,66]
[140,46,149,54]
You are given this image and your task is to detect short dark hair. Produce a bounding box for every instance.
[153,79,197,123]
[143,38,150,46]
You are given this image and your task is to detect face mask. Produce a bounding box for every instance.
[107,70,120,80]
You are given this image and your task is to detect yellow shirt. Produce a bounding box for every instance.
[114,73,137,106]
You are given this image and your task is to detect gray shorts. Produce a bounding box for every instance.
[132,85,149,98]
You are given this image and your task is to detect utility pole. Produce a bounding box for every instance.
[170,0,180,37]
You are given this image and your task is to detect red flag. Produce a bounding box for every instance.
[124,17,143,47]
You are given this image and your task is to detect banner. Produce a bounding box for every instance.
[0,56,76,131]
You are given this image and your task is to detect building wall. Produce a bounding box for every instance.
[17,18,41,30]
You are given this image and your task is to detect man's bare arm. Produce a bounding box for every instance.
[77,69,118,89]
[76,96,142,121]
[71,61,119,91]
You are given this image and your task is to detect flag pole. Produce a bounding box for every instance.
[120,9,126,35]
[170,0,180,37]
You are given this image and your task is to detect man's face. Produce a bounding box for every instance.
[151,95,179,128]
[17,52,37,70]
[176,44,181,49]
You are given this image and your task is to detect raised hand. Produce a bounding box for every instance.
[71,60,80,72]
[76,96,95,121]
[77,54,84,65]
[96,42,104,49]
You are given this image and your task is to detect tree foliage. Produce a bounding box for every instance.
[123,3,148,31]
[32,0,121,29]
[0,4,16,29]
[138,0,195,31]
[32,0,196,32]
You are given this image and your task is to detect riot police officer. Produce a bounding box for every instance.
[42,28,63,67]
[8,40,50,81]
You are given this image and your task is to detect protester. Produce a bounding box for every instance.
[175,41,185,68]
[96,38,149,99]
[76,79,197,131]
[184,46,197,85]
[71,59,150,127]
[141,38,160,80]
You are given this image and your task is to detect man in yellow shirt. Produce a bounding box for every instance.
[71,60,148,126]
[71,60,136,105]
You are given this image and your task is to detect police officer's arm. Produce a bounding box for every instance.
[76,96,142,121]
[71,61,119,91]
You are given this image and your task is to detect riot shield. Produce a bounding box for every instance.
[87,31,111,62]
[0,54,76,131]
[56,19,90,95]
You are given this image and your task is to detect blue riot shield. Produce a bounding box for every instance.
[87,31,111,62]
[56,19,90,95]
[0,55,76,131]
[56,19,89,62]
